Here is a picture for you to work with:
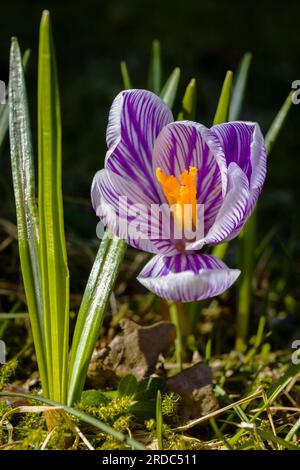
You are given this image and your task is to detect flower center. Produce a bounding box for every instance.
[156,166,198,230]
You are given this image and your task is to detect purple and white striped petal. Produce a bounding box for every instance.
[91,169,177,255]
[137,253,240,302]
[211,121,266,215]
[152,121,227,232]
[187,162,250,249]
[105,89,173,201]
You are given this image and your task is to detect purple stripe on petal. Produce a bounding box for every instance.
[246,124,267,215]
[105,89,173,200]
[152,121,226,233]
[211,121,267,199]
[211,122,254,179]
[137,253,240,302]
[187,162,250,249]
[91,169,177,255]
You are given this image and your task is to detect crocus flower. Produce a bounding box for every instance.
[92,90,266,302]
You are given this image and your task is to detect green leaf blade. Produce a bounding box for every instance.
[265,91,294,155]
[120,61,132,90]
[160,67,180,109]
[38,10,69,403]
[213,70,233,125]
[1,49,30,152]
[229,53,252,121]
[8,38,48,395]
[68,231,126,406]
[156,390,163,450]
[178,78,197,121]
[148,40,162,95]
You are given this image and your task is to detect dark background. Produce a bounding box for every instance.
[0,1,299,321]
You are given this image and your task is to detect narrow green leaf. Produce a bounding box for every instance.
[235,211,256,352]
[156,390,163,450]
[1,49,30,152]
[285,416,300,442]
[210,418,233,450]
[265,91,294,155]
[120,61,132,90]
[160,67,180,109]
[8,38,48,395]
[0,391,146,450]
[177,78,197,121]
[256,429,299,450]
[148,40,162,94]
[213,70,233,125]
[267,362,300,404]
[38,10,69,403]
[68,231,126,406]
[229,53,252,121]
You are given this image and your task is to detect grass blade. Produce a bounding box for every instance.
[0,391,145,450]
[1,49,30,152]
[177,78,197,121]
[120,61,132,90]
[265,91,294,155]
[148,40,162,95]
[229,53,252,121]
[213,70,233,125]
[285,416,300,442]
[8,38,48,394]
[68,231,126,406]
[38,11,69,403]
[256,429,299,450]
[160,67,180,109]
[156,390,163,450]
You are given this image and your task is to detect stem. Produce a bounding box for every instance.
[168,301,183,371]
[235,210,256,351]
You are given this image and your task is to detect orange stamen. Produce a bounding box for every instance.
[156,166,198,229]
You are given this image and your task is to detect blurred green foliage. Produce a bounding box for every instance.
[0,1,299,345]
[0,1,298,228]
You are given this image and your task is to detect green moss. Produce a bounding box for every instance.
[14,429,47,450]
[162,392,181,418]
[47,423,73,450]
[98,435,128,450]
[0,400,12,446]
[15,411,45,439]
[0,358,18,390]
[76,396,132,424]
[113,414,133,433]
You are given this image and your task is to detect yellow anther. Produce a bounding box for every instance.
[156,166,198,229]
